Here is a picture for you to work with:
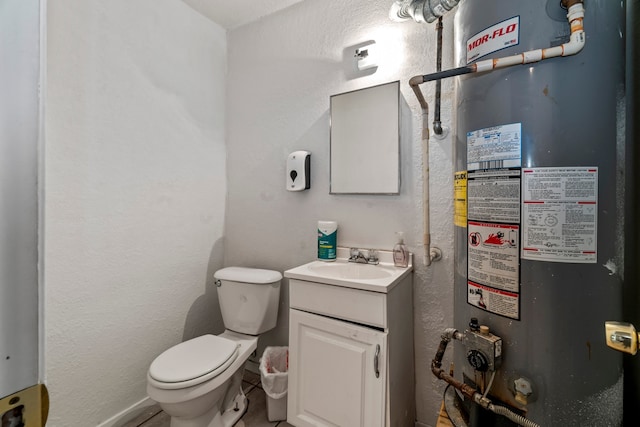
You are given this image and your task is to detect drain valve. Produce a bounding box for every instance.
[513,377,533,405]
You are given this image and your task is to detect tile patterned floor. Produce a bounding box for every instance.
[122,370,293,427]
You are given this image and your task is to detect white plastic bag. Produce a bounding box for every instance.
[259,346,289,399]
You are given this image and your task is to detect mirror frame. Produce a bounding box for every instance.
[329,80,401,195]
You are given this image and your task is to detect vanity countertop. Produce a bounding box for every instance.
[284,247,413,293]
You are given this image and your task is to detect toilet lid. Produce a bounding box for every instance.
[149,335,239,383]
[214,267,282,284]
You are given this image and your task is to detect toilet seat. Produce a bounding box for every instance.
[149,335,239,390]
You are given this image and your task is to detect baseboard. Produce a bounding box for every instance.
[96,396,157,427]
[415,421,432,427]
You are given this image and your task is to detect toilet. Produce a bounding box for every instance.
[147,267,282,427]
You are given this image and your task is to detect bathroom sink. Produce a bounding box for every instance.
[284,247,412,293]
[307,262,394,280]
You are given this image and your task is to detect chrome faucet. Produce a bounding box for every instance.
[349,248,379,265]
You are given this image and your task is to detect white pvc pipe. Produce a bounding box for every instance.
[473,4,585,73]
[421,109,432,266]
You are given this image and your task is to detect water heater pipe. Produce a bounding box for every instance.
[433,16,444,136]
[471,2,585,73]
[390,0,461,24]
[431,328,542,427]
[419,95,443,267]
[410,1,585,267]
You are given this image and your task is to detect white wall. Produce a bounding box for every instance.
[226,0,455,424]
[44,1,227,425]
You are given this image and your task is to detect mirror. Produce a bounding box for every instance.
[330,81,400,194]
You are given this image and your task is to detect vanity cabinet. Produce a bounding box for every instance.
[288,309,386,427]
[285,266,414,427]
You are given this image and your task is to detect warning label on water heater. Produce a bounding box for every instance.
[467,221,520,319]
[522,167,598,263]
[468,281,519,320]
[467,16,520,64]
[468,221,520,293]
[454,171,468,227]
[467,168,521,223]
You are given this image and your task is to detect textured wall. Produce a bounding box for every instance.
[226,0,455,424]
[44,1,227,425]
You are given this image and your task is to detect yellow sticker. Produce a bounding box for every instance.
[454,171,467,227]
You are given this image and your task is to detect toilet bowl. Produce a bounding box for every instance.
[146,267,282,427]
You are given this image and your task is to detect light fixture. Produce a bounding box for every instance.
[355,41,378,71]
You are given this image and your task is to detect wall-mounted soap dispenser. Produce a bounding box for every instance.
[287,151,311,191]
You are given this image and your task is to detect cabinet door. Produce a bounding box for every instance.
[288,309,387,427]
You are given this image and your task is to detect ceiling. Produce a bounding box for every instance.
[181,0,304,29]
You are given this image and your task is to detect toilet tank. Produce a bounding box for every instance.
[214,267,282,335]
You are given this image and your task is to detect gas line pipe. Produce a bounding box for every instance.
[412,0,585,267]
[433,16,444,137]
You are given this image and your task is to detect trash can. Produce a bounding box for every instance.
[259,346,288,422]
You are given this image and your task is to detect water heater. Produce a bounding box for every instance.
[451,0,625,425]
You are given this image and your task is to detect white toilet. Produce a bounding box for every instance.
[147,267,282,427]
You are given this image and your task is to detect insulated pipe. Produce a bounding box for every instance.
[419,103,432,266]
[412,79,449,266]
[418,99,433,266]
[410,66,472,266]
[431,328,542,427]
[409,1,585,267]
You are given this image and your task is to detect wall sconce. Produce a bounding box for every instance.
[355,41,377,71]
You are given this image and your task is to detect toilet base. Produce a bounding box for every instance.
[220,392,248,427]
[148,332,259,427]
[168,389,247,427]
